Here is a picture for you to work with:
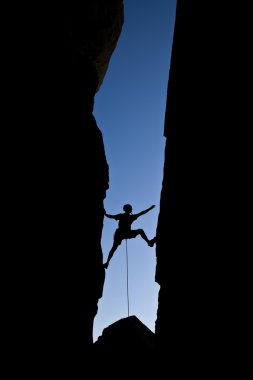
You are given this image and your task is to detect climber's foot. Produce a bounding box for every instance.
[103,262,108,269]
[148,237,156,247]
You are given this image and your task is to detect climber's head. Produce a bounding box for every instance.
[123,204,132,213]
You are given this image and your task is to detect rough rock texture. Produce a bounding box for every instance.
[70,2,124,91]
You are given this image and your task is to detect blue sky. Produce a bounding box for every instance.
[93,0,177,342]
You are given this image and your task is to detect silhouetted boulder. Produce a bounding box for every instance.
[93,315,155,353]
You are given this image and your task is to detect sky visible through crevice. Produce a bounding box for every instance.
[93,0,177,342]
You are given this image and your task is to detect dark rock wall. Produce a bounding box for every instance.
[22,1,124,362]
[69,1,124,352]
[155,0,239,363]
[16,0,242,369]
[93,316,156,352]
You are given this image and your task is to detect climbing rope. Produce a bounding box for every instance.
[125,239,130,317]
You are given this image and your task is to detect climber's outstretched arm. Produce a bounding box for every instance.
[104,212,118,220]
[135,205,155,218]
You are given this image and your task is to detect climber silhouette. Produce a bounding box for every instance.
[103,204,156,269]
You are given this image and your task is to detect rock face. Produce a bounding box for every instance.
[24,1,124,361]
[69,1,124,352]
[93,316,156,369]
[14,0,241,370]
[94,315,156,352]
[43,0,240,370]
[155,0,238,364]
[70,2,124,92]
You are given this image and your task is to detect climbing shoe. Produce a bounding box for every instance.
[148,237,156,247]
